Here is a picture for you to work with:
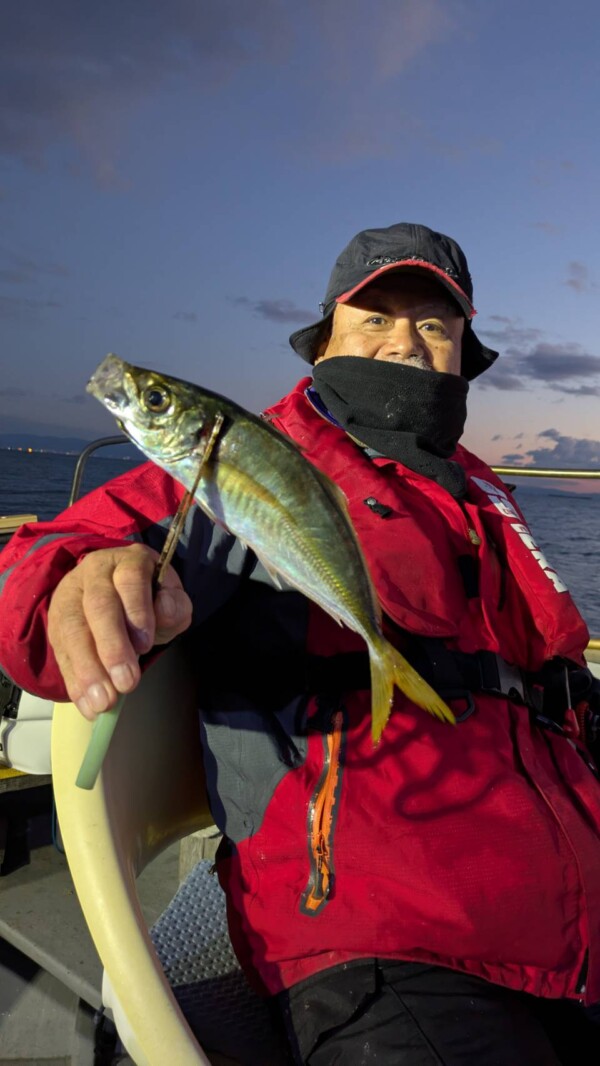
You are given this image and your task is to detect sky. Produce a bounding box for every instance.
[1,0,600,480]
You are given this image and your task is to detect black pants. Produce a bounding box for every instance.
[277,960,600,1065]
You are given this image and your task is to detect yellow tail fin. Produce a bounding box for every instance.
[369,637,455,744]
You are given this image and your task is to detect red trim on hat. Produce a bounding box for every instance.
[337,260,476,318]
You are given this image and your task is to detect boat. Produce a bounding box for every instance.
[1,440,599,1064]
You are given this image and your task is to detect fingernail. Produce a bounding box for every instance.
[158,589,176,622]
[131,627,151,653]
[110,663,135,691]
[84,682,110,713]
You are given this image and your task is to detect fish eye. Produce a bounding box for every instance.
[142,385,171,413]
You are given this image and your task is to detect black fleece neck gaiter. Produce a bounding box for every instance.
[311,356,469,498]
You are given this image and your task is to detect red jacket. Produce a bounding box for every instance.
[0,378,598,1004]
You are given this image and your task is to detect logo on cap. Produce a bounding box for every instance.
[366,255,459,278]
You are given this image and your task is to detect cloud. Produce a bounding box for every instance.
[0,1,290,180]
[501,430,600,468]
[289,1,473,168]
[0,295,61,321]
[0,386,29,398]
[547,383,600,397]
[173,310,198,323]
[478,361,525,392]
[0,269,31,285]
[1,0,466,180]
[253,299,314,324]
[0,246,69,285]
[308,0,454,83]
[0,386,92,406]
[529,221,561,235]
[477,315,543,348]
[298,110,421,165]
[480,339,600,395]
[514,343,600,381]
[565,261,598,293]
[532,158,577,188]
[232,296,314,324]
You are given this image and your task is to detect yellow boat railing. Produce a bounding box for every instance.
[491,465,599,652]
[492,467,600,481]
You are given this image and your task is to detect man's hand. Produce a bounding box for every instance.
[48,544,193,720]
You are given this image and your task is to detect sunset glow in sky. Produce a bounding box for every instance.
[1,0,599,476]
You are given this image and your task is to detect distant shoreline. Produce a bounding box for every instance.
[1,447,597,495]
[0,446,140,461]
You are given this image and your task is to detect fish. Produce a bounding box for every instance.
[87,353,454,742]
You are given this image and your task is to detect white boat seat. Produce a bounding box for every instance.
[51,639,287,1066]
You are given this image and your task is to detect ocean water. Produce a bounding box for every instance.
[0,448,141,524]
[1,448,599,635]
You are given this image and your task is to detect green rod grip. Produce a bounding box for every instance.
[75,694,126,790]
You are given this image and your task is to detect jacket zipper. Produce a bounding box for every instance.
[301,707,345,916]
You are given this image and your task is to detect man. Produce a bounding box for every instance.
[1,223,599,1065]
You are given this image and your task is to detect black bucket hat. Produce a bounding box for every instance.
[289,222,498,380]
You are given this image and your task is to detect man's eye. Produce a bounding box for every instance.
[420,321,446,334]
[366,315,387,326]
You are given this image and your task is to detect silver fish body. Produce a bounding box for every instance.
[88,354,454,740]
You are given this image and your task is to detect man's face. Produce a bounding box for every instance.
[315,273,464,375]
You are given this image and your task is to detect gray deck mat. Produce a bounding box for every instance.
[150,860,289,1065]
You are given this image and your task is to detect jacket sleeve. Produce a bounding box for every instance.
[0,461,248,699]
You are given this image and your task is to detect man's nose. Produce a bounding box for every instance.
[375,320,425,361]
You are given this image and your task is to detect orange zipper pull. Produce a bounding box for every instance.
[301,709,344,915]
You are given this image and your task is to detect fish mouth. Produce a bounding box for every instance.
[87,353,148,451]
[87,353,132,408]
[100,389,127,414]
